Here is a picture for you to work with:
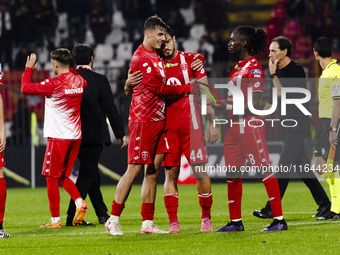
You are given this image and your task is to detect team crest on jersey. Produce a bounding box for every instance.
[251,69,262,74]
[142,151,149,161]
[181,63,187,71]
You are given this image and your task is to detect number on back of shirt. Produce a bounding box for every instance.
[190,149,203,162]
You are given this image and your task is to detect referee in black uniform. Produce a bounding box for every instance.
[66,44,127,226]
[253,36,331,219]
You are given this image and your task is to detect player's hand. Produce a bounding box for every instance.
[0,129,6,153]
[127,69,143,87]
[120,135,128,148]
[268,57,278,75]
[329,131,338,150]
[207,97,227,110]
[206,123,219,144]
[26,53,38,70]
[191,54,204,71]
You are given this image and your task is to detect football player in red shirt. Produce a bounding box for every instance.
[0,63,10,238]
[106,16,195,235]
[211,26,287,232]
[126,32,219,233]
[161,32,218,233]
[21,50,89,228]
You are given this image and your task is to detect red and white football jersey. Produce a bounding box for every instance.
[129,45,191,123]
[21,67,87,139]
[164,51,207,131]
[227,57,265,134]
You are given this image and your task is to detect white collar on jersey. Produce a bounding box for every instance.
[76,65,92,70]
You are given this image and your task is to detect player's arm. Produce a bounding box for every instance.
[124,69,143,97]
[21,54,54,96]
[330,98,340,150]
[0,93,5,153]
[197,77,219,144]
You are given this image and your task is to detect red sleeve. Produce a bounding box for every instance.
[187,53,207,80]
[21,67,55,96]
[248,68,264,92]
[135,56,192,96]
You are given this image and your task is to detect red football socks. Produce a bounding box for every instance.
[227,178,242,220]
[46,177,60,217]
[164,194,178,224]
[58,177,81,202]
[262,173,283,217]
[0,178,6,223]
[198,193,213,219]
[111,200,125,217]
[141,203,155,221]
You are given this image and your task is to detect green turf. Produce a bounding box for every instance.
[1,182,339,254]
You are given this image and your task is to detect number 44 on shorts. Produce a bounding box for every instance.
[190,149,203,162]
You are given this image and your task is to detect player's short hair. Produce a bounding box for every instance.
[144,15,170,33]
[72,44,94,66]
[313,37,332,58]
[272,36,292,57]
[234,26,267,55]
[50,48,72,66]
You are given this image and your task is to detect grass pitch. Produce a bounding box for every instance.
[1,182,339,254]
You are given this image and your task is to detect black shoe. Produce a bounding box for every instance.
[66,219,93,226]
[98,214,110,224]
[253,208,273,219]
[316,211,340,220]
[312,204,331,218]
[79,220,94,226]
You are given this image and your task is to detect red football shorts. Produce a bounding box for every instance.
[163,127,208,167]
[128,121,169,164]
[42,138,81,178]
[0,152,5,167]
[224,128,270,168]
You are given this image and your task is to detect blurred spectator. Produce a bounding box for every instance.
[89,0,111,44]
[12,0,32,45]
[66,0,89,44]
[209,31,229,77]
[60,37,73,52]
[285,0,305,18]
[8,98,32,146]
[122,0,152,41]
[198,35,214,65]
[14,44,30,71]
[0,2,13,69]
[301,1,319,37]
[164,7,187,39]
[194,0,225,30]
[32,0,56,45]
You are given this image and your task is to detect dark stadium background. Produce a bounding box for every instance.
[1,0,338,187]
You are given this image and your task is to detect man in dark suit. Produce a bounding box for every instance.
[66,44,127,226]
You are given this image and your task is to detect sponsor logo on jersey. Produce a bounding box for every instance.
[254,81,260,88]
[234,64,241,70]
[181,63,187,71]
[251,69,262,74]
[165,63,179,68]
[65,88,83,94]
[143,63,148,67]
[331,85,340,97]
[142,151,148,161]
[146,67,152,73]
[254,74,261,78]
[167,77,181,85]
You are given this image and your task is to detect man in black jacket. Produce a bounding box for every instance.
[253,36,331,219]
[66,44,127,226]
